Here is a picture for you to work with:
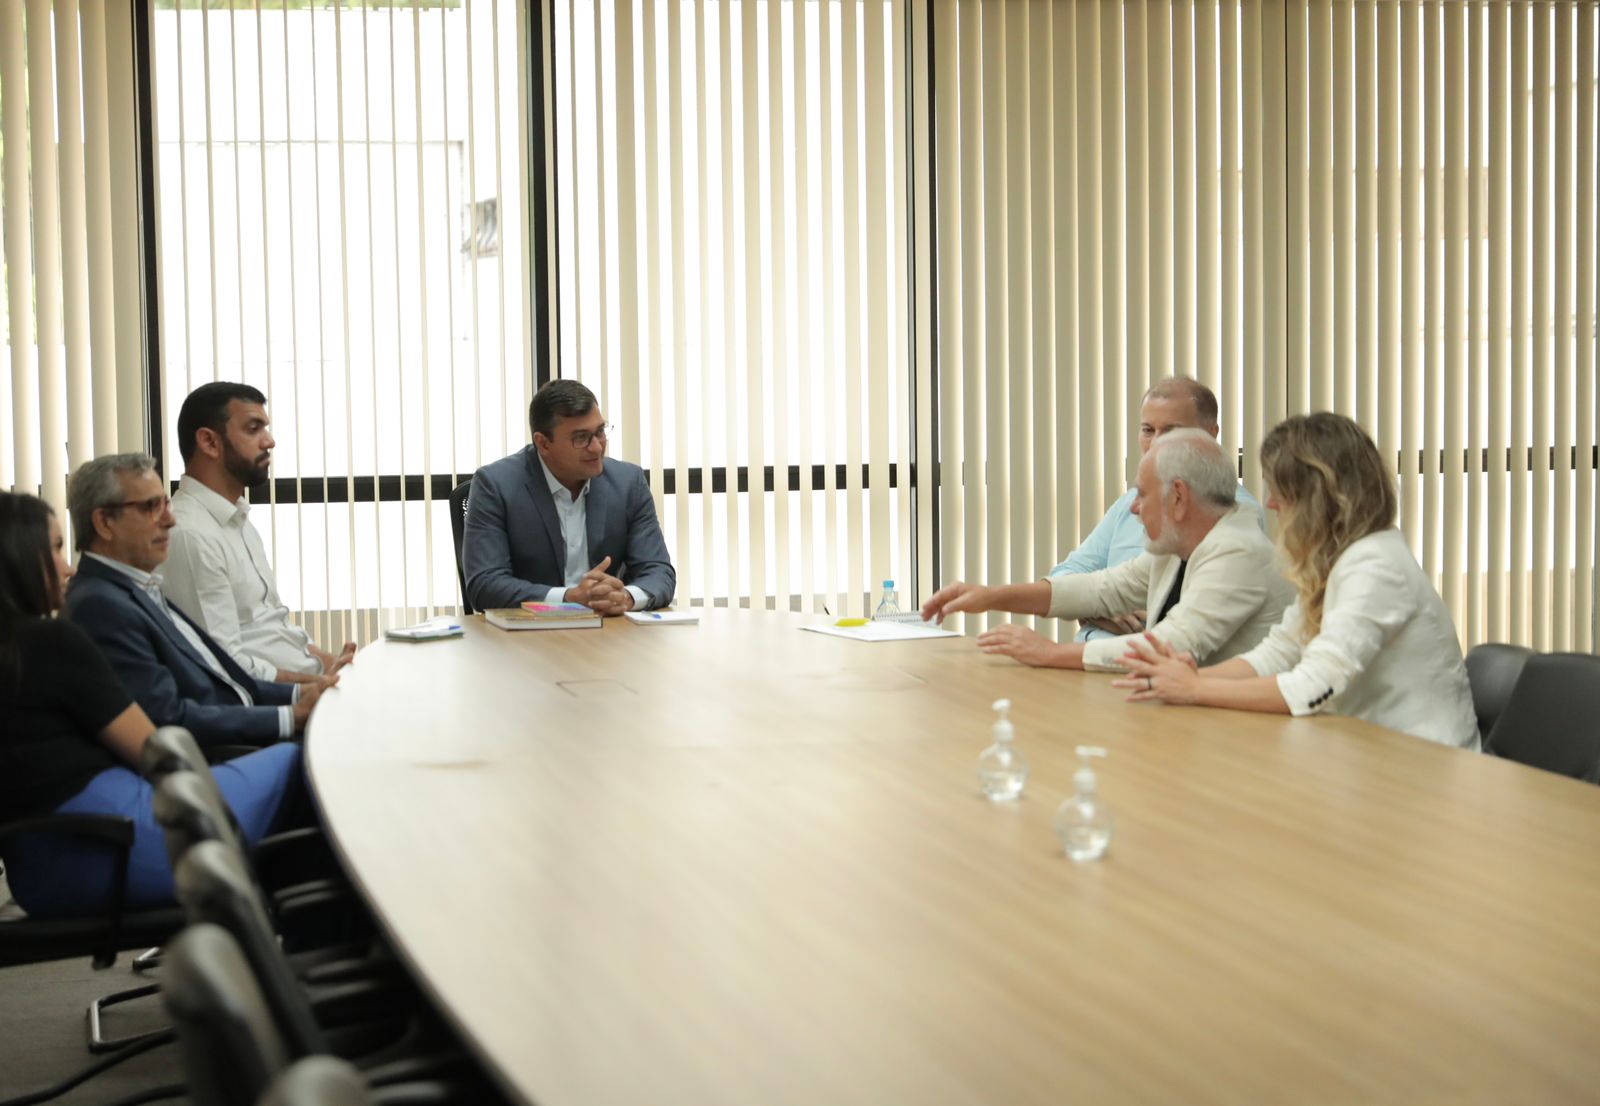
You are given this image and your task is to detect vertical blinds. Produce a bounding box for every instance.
[146,0,528,645]
[549,0,915,616]
[929,0,1290,634]
[1282,0,1597,652]
[22,0,1591,652]
[2,0,145,509]
[930,0,1597,652]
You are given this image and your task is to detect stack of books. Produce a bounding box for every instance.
[484,602,603,632]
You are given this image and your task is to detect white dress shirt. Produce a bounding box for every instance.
[85,552,295,738]
[1237,529,1479,749]
[537,455,650,612]
[161,475,320,679]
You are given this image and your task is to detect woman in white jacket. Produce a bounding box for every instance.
[1114,412,1478,749]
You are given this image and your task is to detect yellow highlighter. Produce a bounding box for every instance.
[834,618,869,627]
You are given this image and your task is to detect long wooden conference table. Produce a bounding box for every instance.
[308,609,1600,1105]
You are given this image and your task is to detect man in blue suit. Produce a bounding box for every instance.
[463,380,676,614]
[63,453,326,747]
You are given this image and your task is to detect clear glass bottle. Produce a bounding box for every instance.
[874,579,902,618]
[1054,746,1113,861]
[976,698,1029,801]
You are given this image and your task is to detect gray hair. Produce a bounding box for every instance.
[67,453,159,552]
[1149,429,1238,512]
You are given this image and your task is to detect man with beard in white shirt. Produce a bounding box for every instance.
[160,382,353,686]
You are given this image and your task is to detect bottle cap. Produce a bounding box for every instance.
[882,579,895,589]
[1074,745,1107,793]
[992,698,1014,743]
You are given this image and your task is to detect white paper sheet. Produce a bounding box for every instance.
[800,620,960,643]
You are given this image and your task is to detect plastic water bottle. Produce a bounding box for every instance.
[874,579,902,618]
[976,698,1029,801]
[1054,746,1113,860]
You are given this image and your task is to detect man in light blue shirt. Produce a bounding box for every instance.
[1052,377,1263,642]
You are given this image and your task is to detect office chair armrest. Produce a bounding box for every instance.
[273,879,379,952]
[259,825,325,851]
[0,813,134,850]
[255,826,343,891]
[201,744,263,765]
[0,813,137,969]
[369,1079,468,1105]
[274,877,357,914]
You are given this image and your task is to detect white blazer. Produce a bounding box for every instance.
[1238,528,1479,749]
[1045,504,1296,672]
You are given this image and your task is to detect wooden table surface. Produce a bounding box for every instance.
[307,609,1600,1106]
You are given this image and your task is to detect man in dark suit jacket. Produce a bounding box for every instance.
[62,453,325,747]
[463,380,676,614]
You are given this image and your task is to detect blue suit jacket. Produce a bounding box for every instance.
[462,447,676,612]
[63,556,293,746]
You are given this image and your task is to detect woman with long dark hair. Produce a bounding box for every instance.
[1114,413,1478,749]
[0,491,304,916]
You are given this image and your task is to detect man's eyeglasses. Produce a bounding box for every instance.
[102,494,171,518]
[568,424,613,450]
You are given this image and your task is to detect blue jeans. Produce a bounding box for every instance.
[1,743,303,918]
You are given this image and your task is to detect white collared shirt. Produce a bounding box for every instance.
[85,551,295,738]
[536,455,649,611]
[161,474,319,679]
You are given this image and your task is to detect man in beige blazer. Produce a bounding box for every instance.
[921,430,1293,672]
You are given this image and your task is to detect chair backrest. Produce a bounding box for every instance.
[139,726,211,784]
[164,922,293,1106]
[256,1056,373,1106]
[1484,652,1600,782]
[174,840,330,1058]
[448,479,474,615]
[154,770,248,869]
[1464,643,1535,743]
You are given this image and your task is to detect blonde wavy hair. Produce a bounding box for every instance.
[1259,413,1396,639]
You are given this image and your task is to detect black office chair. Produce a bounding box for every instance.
[1464,643,1535,746]
[142,727,339,893]
[164,924,464,1106]
[164,923,291,1106]
[174,841,496,1094]
[0,815,183,971]
[70,752,335,1064]
[153,772,372,962]
[174,843,336,1058]
[141,726,260,781]
[0,814,186,1058]
[1483,652,1600,782]
[257,1056,374,1106]
[447,480,473,615]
